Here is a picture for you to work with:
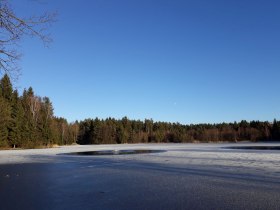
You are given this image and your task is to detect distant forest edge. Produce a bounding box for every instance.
[0,74,280,149]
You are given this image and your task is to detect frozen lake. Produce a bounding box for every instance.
[1,143,280,210]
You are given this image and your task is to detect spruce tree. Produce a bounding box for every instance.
[0,97,11,147]
[0,74,13,102]
[0,74,13,147]
[41,97,54,146]
[8,90,24,148]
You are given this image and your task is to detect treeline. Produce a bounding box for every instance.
[77,117,280,145]
[1,74,280,148]
[0,74,78,148]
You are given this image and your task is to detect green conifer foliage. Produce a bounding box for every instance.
[8,90,24,148]
[0,97,10,147]
[0,74,13,102]
[0,73,279,149]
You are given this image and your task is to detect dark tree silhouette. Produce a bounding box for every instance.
[0,73,279,148]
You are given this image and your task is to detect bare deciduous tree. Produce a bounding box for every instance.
[0,0,56,76]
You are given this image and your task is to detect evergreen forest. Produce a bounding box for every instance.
[0,74,280,148]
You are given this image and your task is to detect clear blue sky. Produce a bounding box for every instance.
[12,0,280,124]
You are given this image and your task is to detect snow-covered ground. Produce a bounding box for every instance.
[1,142,279,180]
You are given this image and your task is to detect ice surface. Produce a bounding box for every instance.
[1,143,280,210]
[1,143,279,179]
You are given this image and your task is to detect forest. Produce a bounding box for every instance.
[0,74,280,148]
[0,74,78,148]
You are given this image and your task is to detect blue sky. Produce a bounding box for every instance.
[11,0,280,124]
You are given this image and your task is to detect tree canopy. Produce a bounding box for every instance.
[0,74,279,149]
[0,74,77,148]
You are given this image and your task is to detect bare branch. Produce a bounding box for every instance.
[0,0,56,76]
